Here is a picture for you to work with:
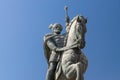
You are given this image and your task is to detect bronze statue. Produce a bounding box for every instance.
[43,7,88,80]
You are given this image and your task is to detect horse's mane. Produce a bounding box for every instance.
[66,16,79,47]
[69,16,78,28]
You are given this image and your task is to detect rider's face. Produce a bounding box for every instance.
[53,26,62,34]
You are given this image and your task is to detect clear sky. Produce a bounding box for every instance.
[0,0,120,80]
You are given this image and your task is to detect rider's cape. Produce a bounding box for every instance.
[43,33,55,66]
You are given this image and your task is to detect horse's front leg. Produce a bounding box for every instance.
[76,62,84,80]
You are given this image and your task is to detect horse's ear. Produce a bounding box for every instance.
[76,16,79,21]
[85,18,87,23]
[77,16,81,22]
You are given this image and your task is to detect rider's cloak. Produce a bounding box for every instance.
[43,33,55,66]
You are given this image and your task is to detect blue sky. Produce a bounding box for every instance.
[0,0,120,80]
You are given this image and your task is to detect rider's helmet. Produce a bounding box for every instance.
[49,23,63,33]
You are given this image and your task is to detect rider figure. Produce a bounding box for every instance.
[44,23,65,80]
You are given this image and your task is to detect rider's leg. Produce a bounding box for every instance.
[46,62,57,80]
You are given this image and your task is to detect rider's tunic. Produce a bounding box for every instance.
[47,34,64,62]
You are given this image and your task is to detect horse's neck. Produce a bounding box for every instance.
[66,21,77,47]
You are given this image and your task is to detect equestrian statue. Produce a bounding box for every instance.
[43,6,88,80]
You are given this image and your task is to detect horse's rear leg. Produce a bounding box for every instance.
[76,62,84,80]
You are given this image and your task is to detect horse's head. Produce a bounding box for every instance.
[75,15,87,48]
[66,15,87,49]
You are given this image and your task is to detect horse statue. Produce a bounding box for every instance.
[55,15,88,80]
